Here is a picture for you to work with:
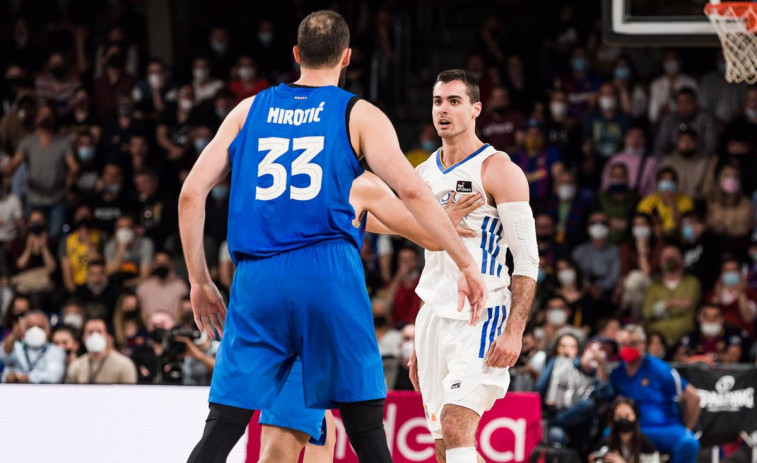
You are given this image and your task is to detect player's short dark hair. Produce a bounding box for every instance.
[434,69,480,103]
[297,10,350,69]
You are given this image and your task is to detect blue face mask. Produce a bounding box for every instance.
[211,185,229,200]
[746,108,757,120]
[103,183,121,195]
[658,179,677,193]
[722,270,741,286]
[681,224,696,242]
[572,57,587,73]
[78,147,95,162]
[194,138,209,153]
[421,141,436,153]
[537,268,546,284]
[609,181,628,194]
[210,41,228,53]
[614,66,631,80]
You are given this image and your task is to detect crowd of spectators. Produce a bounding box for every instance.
[0,0,756,460]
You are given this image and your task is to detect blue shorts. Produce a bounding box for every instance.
[209,239,386,410]
[259,358,327,444]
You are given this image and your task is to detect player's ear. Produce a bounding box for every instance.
[293,46,301,64]
[341,48,352,67]
[472,101,482,118]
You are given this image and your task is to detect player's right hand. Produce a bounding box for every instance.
[458,264,487,325]
[190,282,227,340]
[444,191,484,238]
[408,347,420,392]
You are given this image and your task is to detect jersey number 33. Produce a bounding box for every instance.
[256,136,324,201]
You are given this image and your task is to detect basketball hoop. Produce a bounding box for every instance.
[705,1,757,83]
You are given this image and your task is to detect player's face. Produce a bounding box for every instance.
[432,80,481,139]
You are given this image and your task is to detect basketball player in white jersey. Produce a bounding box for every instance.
[411,70,539,463]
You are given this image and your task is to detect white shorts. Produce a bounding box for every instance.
[415,294,512,439]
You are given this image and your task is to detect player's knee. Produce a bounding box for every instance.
[440,407,476,448]
[338,399,385,434]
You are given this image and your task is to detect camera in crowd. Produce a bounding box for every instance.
[151,326,201,384]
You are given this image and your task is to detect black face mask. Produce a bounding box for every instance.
[50,67,67,79]
[493,106,507,115]
[75,218,91,230]
[151,327,167,343]
[122,310,140,320]
[373,315,388,328]
[36,117,54,131]
[64,349,73,357]
[152,266,170,279]
[614,418,635,433]
[679,149,697,158]
[536,233,552,242]
[107,53,124,70]
[29,224,44,235]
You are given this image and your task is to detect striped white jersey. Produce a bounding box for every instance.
[415,144,511,320]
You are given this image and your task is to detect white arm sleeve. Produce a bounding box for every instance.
[497,201,539,281]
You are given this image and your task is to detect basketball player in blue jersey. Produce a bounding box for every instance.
[179,11,487,463]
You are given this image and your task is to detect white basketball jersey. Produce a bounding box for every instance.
[415,144,511,320]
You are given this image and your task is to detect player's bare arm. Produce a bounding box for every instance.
[178,96,254,338]
[351,173,482,250]
[350,100,487,320]
[481,154,538,368]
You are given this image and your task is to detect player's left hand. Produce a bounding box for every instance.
[445,191,484,238]
[484,329,521,368]
[190,282,227,340]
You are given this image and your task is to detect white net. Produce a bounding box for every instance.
[705,2,757,84]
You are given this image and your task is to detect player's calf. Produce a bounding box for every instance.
[337,399,392,463]
[187,402,254,463]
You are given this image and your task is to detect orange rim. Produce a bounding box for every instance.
[705,2,757,31]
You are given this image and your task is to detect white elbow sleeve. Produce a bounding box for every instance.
[497,201,539,281]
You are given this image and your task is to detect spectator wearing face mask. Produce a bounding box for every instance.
[136,252,188,321]
[535,213,568,282]
[598,163,638,245]
[572,211,621,301]
[57,300,86,335]
[131,59,176,119]
[544,90,583,172]
[611,325,701,463]
[509,329,547,392]
[175,307,219,386]
[642,244,701,346]
[0,91,37,156]
[478,86,525,154]
[229,56,271,104]
[65,318,137,384]
[656,130,709,200]
[583,82,631,161]
[705,256,757,338]
[555,47,601,121]
[548,170,595,247]
[112,293,147,358]
[611,56,648,119]
[724,88,757,150]
[538,297,587,352]
[92,45,136,120]
[654,88,717,157]
[678,212,723,292]
[405,124,441,168]
[91,163,137,235]
[104,215,154,286]
[647,50,698,125]
[2,295,31,341]
[204,26,236,79]
[704,163,754,254]
[52,324,80,366]
[75,259,120,321]
[554,258,601,332]
[675,304,747,365]
[601,127,657,197]
[134,169,176,250]
[637,167,693,237]
[71,133,102,200]
[59,205,102,293]
[617,214,662,319]
[156,85,195,163]
[1,310,65,383]
[392,322,416,391]
[190,57,224,105]
[510,118,564,207]
[9,210,57,304]
[34,52,82,117]
[590,398,660,463]
[62,88,102,143]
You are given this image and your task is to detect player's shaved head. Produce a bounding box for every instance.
[434,69,480,103]
[297,10,350,69]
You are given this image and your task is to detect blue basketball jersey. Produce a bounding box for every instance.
[226,84,363,261]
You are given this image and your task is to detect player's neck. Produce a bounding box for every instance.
[440,132,484,166]
[294,68,341,88]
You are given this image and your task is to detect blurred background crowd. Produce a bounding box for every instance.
[0,0,756,460]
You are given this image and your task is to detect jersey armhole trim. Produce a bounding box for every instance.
[345,95,360,161]
[228,96,258,165]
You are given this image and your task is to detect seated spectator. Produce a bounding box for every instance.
[705,162,754,254]
[724,87,757,150]
[553,258,601,332]
[134,169,177,250]
[34,52,81,117]
[642,244,701,346]
[62,88,102,143]
[1,295,31,339]
[51,324,80,366]
[680,211,723,292]
[556,47,601,121]
[174,307,218,386]
[636,167,693,237]
[191,57,225,105]
[0,91,37,156]
[91,163,137,235]
[510,118,564,207]
[699,50,749,124]
[372,297,402,388]
[547,170,594,246]
[538,297,587,352]
[535,213,568,282]
[93,43,137,120]
[711,136,757,198]
[59,205,103,293]
[404,123,439,168]
[598,163,638,245]
[57,299,86,334]
[93,26,139,79]
[1,310,65,383]
[705,256,757,338]
[104,214,154,286]
[509,328,546,392]
[155,85,196,167]
[571,211,621,301]
[112,292,147,358]
[8,210,57,308]
[478,86,525,154]
[611,56,648,119]
[617,213,662,318]
[657,129,710,201]
[654,88,717,157]
[131,310,179,384]
[597,318,621,342]
[65,317,137,384]
[228,56,271,104]
[71,132,102,199]
[675,304,747,364]
[647,50,698,125]
[393,323,416,391]
[601,126,657,197]
[544,89,583,173]
[383,247,422,328]
[611,325,700,463]
[131,58,176,119]
[75,259,119,320]
[99,96,145,161]
[537,336,613,451]
[136,252,188,321]
[583,82,630,160]
[646,331,669,361]
[204,26,236,79]
[590,397,660,463]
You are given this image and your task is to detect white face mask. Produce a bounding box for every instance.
[116,227,134,244]
[24,326,47,349]
[193,68,209,82]
[148,73,162,89]
[550,101,568,119]
[631,225,651,240]
[557,184,576,201]
[85,332,108,353]
[179,98,193,111]
[63,313,84,330]
[546,309,569,326]
[700,322,722,338]
[663,59,680,75]
[237,66,255,81]
[599,95,617,112]
[400,340,414,363]
[557,269,577,286]
[588,223,609,240]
